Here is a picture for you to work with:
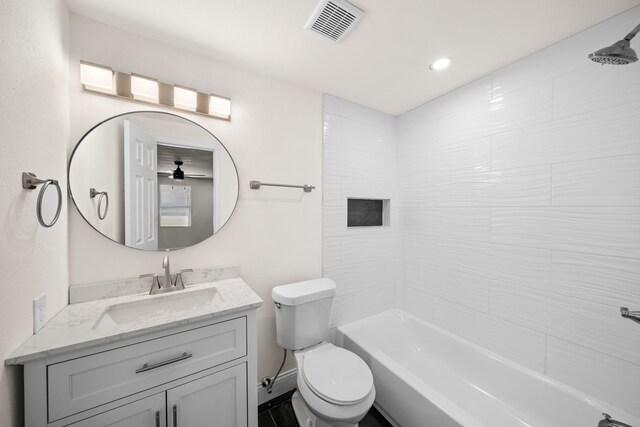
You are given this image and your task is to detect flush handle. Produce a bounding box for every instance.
[274,301,282,309]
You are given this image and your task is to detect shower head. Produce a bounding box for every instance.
[589,23,640,65]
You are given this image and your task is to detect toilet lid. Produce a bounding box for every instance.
[302,346,373,405]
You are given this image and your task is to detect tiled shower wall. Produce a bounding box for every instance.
[323,95,400,330]
[324,6,640,419]
[397,8,640,417]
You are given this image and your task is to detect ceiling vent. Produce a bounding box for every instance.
[305,0,364,43]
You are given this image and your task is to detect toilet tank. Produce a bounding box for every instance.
[272,278,336,350]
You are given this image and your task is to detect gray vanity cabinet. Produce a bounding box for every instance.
[22,310,257,427]
[67,393,166,427]
[167,363,247,426]
[70,363,247,427]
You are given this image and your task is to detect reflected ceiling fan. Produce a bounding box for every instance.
[165,161,206,180]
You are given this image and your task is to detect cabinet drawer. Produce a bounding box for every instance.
[47,317,246,423]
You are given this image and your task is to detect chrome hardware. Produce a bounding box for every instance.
[140,274,161,295]
[22,172,62,228]
[89,188,109,220]
[620,307,640,325]
[250,180,315,193]
[599,413,634,427]
[274,301,282,309]
[142,257,191,295]
[175,269,193,290]
[155,411,160,427]
[173,404,178,427]
[162,255,173,288]
[135,352,192,374]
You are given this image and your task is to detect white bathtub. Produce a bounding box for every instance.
[337,309,639,427]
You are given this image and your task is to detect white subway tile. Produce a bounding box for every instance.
[551,251,640,308]
[552,155,640,206]
[404,208,490,242]
[434,136,491,172]
[489,80,553,134]
[403,286,435,323]
[433,298,546,373]
[490,283,640,366]
[437,165,551,207]
[437,240,551,290]
[491,207,640,258]
[492,103,640,170]
[323,174,342,207]
[407,265,490,313]
[323,236,342,274]
[438,101,492,146]
[554,63,640,120]
[546,337,640,419]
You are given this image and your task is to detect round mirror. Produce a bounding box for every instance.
[69,111,239,251]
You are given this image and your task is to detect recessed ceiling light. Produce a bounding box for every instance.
[429,57,451,71]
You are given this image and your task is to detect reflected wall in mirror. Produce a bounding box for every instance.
[69,111,239,251]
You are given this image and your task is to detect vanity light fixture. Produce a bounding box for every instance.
[429,57,451,71]
[209,95,231,120]
[131,74,159,103]
[78,61,231,121]
[174,85,198,111]
[80,62,115,93]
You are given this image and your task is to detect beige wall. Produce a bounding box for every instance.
[68,15,323,382]
[0,1,69,426]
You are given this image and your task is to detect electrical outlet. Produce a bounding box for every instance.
[33,294,46,333]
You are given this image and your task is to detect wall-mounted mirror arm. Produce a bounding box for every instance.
[22,172,62,228]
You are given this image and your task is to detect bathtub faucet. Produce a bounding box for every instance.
[599,413,634,427]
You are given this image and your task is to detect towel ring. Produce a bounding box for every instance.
[89,188,109,220]
[22,172,63,228]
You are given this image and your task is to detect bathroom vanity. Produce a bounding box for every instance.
[6,267,262,427]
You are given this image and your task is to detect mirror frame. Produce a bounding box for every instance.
[68,110,240,251]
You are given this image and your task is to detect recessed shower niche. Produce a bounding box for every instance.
[347,198,389,227]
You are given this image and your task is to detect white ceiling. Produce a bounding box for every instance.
[64,0,640,115]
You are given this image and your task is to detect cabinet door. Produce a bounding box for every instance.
[167,363,247,427]
[67,393,166,427]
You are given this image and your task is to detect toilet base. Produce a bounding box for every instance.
[291,391,359,427]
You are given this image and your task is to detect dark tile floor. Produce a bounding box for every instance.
[258,390,392,427]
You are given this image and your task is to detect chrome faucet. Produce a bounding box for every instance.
[140,256,192,295]
[599,413,634,427]
[162,255,173,288]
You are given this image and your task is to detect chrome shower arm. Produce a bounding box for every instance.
[620,307,640,324]
[599,413,634,427]
[624,23,640,41]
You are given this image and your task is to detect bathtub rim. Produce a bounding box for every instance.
[337,308,640,426]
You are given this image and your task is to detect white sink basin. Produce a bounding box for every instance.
[92,287,223,333]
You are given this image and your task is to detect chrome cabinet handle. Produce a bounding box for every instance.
[155,410,160,427]
[173,404,178,427]
[135,352,192,374]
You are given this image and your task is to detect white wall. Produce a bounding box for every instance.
[396,7,640,418]
[322,95,400,334]
[0,1,69,426]
[68,15,322,381]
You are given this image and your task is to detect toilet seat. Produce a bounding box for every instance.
[302,345,374,405]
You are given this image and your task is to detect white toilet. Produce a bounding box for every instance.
[272,278,375,427]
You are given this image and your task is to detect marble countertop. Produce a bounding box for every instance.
[6,276,263,365]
